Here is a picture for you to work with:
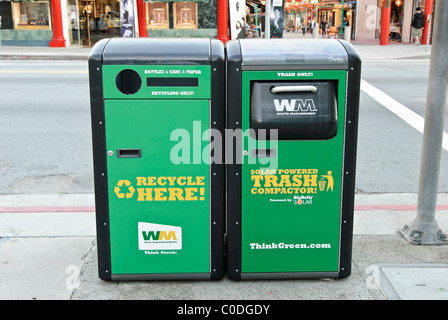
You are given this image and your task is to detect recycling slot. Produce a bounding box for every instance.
[89,38,225,281]
[225,39,361,280]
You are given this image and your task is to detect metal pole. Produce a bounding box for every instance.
[0,16,2,55]
[380,0,391,45]
[266,0,271,38]
[425,14,431,53]
[255,5,258,29]
[401,0,448,245]
[339,0,344,34]
[216,0,230,42]
[421,0,433,45]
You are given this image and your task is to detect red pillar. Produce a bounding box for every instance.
[380,0,391,45]
[137,0,148,37]
[49,0,66,47]
[421,0,433,45]
[216,0,230,43]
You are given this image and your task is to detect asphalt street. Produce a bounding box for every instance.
[357,60,448,194]
[0,61,92,194]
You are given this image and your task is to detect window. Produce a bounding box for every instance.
[12,1,51,30]
[147,2,168,29]
[0,2,14,29]
[173,2,197,29]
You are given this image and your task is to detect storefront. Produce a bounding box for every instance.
[0,0,53,46]
[144,0,217,38]
[0,0,218,46]
[66,0,123,46]
[355,0,434,43]
[319,0,356,36]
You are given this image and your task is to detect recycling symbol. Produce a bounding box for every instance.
[114,180,135,199]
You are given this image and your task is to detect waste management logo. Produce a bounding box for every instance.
[138,222,182,251]
[273,99,318,116]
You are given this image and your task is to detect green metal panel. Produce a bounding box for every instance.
[240,70,347,274]
[105,99,211,275]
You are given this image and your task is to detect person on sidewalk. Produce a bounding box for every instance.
[301,20,308,36]
[411,7,425,45]
[320,18,327,37]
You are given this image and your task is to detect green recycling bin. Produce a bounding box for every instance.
[89,38,225,281]
[226,39,361,280]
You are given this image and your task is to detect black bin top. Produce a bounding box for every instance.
[233,39,351,70]
[90,37,223,66]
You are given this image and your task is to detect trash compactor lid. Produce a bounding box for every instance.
[97,38,221,65]
[238,39,349,69]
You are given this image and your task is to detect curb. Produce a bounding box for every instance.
[0,55,88,61]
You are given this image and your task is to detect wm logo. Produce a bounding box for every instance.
[138,222,182,250]
[273,99,317,112]
[142,231,177,241]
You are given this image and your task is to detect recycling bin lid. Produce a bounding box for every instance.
[238,39,349,69]
[97,38,217,65]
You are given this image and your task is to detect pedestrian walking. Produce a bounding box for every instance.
[320,18,327,37]
[411,7,425,45]
[302,20,308,36]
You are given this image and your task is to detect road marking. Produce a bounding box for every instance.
[0,206,95,213]
[0,70,87,74]
[361,79,448,152]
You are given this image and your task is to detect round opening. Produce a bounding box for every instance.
[115,69,142,95]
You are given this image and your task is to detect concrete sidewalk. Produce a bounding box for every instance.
[0,34,432,61]
[282,30,432,60]
[0,193,447,300]
[0,45,91,61]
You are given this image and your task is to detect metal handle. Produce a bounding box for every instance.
[270,85,318,94]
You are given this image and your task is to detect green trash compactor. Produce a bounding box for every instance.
[89,38,225,281]
[226,39,361,280]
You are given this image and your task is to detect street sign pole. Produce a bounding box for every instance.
[425,14,431,53]
[339,0,344,34]
[0,16,2,54]
[265,0,271,38]
[401,0,448,245]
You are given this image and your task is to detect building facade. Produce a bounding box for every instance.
[355,0,434,43]
[0,0,434,46]
[0,0,218,46]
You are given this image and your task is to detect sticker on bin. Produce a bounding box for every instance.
[138,222,182,251]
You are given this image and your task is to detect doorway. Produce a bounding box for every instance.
[67,0,80,45]
[78,0,121,46]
